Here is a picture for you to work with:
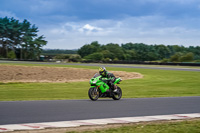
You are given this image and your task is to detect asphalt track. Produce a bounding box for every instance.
[0,60,200,71]
[0,97,200,125]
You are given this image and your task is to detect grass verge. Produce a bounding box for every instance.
[0,63,200,101]
[66,119,200,133]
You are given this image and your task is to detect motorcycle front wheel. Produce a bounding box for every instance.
[88,87,99,101]
[112,86,122,100]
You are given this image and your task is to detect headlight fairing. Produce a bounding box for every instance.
[92,81,97,84]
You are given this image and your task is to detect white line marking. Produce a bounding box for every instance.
[0,113,199,132]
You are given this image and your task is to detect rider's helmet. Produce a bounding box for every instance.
[99,67,107,76]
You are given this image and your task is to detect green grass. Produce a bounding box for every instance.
[66,119,200,133]
[0,63,200,101]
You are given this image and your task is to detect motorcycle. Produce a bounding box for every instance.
[88,73,122,101]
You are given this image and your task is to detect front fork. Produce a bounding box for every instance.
[113,84,117,89]
[94,87,98,94]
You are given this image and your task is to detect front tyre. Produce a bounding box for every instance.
[88,87,99,101]
[112,86,122,100]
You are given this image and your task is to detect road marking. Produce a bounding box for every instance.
[0,113,200,132]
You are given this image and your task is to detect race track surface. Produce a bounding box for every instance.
[1,97,200,125]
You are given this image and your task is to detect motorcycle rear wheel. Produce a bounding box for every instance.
[112,86,122,100]
[88,87,99,101]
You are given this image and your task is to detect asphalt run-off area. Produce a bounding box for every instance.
[0,97,200,125]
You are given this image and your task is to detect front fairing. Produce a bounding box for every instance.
[89,75,109,93]
[89,75,101,85]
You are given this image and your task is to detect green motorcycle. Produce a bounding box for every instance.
[88,73,122,101]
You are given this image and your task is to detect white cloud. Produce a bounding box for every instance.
[79,24,103,32]
[48,22,109,36]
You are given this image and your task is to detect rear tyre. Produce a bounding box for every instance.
[112,86,122,100]
[88,87,99,101]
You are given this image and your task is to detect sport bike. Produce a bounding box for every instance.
[88,73,122,101]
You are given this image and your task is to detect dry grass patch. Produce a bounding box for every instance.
[0,65,143,83]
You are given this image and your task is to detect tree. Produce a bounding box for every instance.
[170,52,183,62]
[54,54,70,59]
[0,17,47,59]
[103,43,125,60]
[77,41,101,57]
[146,52,158,61]
[7,51,16,59]
[155,44,171,59]
[188,46,200,60]
[0,17,11,57]
[161,58,169,63]
[31,35,47,59]
[84,52,103,61]
[124,50,137,61]
[179,52,194,62]
[101,50,115,60]
[69,54,81,62]
[42,49,77,55]
[122,43,153,61]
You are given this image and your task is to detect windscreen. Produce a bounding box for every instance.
[93,73,100,78]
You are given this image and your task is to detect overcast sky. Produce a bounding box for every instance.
[1,0,200,49]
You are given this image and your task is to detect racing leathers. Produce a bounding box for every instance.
[100,71,117,91]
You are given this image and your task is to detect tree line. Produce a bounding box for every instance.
[0,17,47,60]
[42,49,77,55]
[78,41,200,62]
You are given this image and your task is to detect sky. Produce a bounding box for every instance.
[0,0,200,49]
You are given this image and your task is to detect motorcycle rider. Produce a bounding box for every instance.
[99,67,117,92]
